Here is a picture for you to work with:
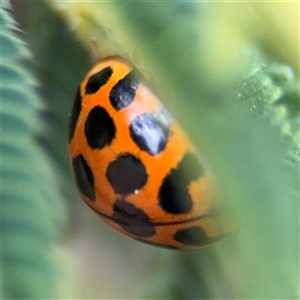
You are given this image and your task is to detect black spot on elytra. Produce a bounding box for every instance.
[174,226,229,247]
[135,238,179,249]
[113,199,155,237]
[109,71,139,110]
[85,67,113,94]
[106,153,147,194]
[158,152,206,214]
[68,86,82,142]
[85,106,116,149]
[72,155,95,201]
[129,111,171,156]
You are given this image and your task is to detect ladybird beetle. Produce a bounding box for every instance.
[68,56,230,250]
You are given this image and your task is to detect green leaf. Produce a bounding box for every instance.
[236,59,299,162]
[24,2,90,180]
[112,2,299,299]
[1,3,63,299]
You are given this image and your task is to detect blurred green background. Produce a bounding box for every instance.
[1,1,299,299]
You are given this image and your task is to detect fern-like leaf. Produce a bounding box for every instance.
[1,3,63,299]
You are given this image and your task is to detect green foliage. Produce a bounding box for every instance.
[115,2,299,299]
[3,1,299,299]
[1,2,64,299]
[236,58,299,163]
[25,2,90,174]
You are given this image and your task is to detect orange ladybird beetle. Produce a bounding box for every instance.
[68,56,230,250]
